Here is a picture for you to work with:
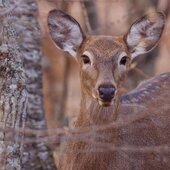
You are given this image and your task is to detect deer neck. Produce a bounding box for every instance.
[76,91,119,127]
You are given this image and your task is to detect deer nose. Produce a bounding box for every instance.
[98,85,116,101]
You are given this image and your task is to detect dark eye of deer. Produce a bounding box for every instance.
[81,55,91,64]
[120,56,127,65]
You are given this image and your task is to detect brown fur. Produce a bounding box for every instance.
[58,37,170,170]
[47,10,170,170]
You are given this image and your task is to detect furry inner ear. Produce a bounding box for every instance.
[47,10,85,57]
[125,12,165,59]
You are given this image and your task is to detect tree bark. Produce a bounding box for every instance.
[0,0,56,169]
[0,1,27,169]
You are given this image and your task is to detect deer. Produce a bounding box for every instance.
[47,10,170,170]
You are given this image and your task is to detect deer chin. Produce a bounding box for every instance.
[98,99,114,107]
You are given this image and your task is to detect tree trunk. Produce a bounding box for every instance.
[0,0,56,169]
[82,0,100,34]
[0,1,27,169]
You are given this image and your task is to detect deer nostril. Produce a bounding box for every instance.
[98,85,116,101]
[110,88,115,96]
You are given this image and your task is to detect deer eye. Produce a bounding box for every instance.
[81,55,91,64]
[120,56,127,65]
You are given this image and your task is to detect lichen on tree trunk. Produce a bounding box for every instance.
[0,1,27,170]
[0,0,56,169]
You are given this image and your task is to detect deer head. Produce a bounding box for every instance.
[47,10,165,107]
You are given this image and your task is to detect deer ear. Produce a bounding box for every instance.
[47,10,85,57]
[125,12,165,60]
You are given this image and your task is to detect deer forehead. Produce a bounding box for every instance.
[81,36,128,59]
